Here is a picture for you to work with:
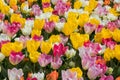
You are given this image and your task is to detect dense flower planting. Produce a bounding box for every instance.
[0,0,120,80]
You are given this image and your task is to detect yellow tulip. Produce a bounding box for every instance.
[50,15,59,22]
[34,19,45,30]
[29,51,40,63]
[9,0,17,7]
[78,13,89,27]
[70,33,89,49]
[49,35,60,44]
[1,5,10,14]
[27,40,40,53]
[70,67,83,78]
[112,29,120,42]
[114,45,120,61]
[1,43,13,56]
[74,1,82,9]
[104,48,115,61]
[43,7,53,13]
[41,41,52,54]
[11,41,23,52]
[31,29,41,38]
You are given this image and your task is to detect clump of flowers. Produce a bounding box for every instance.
[0,0,120,80]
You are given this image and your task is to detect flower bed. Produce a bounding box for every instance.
[0,0,120,80]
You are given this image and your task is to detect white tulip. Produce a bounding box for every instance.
[0,53,5,62]
[55,22,64,32]
[32,72,44,80]
[65,48,76,59]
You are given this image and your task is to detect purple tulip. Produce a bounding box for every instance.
[51,57,62,69]
[38,54,52,67]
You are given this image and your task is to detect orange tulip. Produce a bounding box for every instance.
[104,0,110,5]
[11,5,18,11]
[20,76,24,80]
[116,76,120,80]
[46,71,59,80]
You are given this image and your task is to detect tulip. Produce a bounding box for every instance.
[0,52,5,62]
[44,20,55,33]
[87,65,103,80]
[53,43,68,57]
[38,54,52,67]
[84,23,96,34]
[100,75,114,80]
[62,69,77,80]
[32,4,41,16]
[9,51,25,65]
[8,68,24,80]
[46,71,58,80]
[51,57,62,69]
[32,72,44,80]
[6,22,21,37]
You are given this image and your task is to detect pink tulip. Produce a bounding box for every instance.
[62,69,78,80]
[51,57,62,69]
[100,75,114,80]
[84,41,102,56]
[42,2,51,8]
[54,0,70,15]
[32,35,43,41]
[87,64,103,80]
[95,25,103,33]
[115,19,120,28]
[82,53,96,70]
[44,20,55,33]
[32,4,41,16]
[60,34,68,44]
[95,4,108,16]
[4,22,21,37]
[102,38,116,49]
[84,23,96,34]
[8,68,23,80]
[38,54,52,67]
[17,35,30,48]
[9,51,25,65]
[53,43,68,57]
[0,13,5,20]
[60,18,66,23]
[107,22,117,31]
[0,40,10,48]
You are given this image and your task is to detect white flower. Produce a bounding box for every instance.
[0,34,10,41]
[21,1,31,13]
[107,13,118,21]
[0,53,5,62]
[65,48,76,58]
[21,26,32,36]
[25,20,34,28]
[79,0,89,7]
[35,12,52,20]
[98,45,106,55]
[8,68,23,80]
[98,0,104,5]
[32,72,44,80]
[62,0,68,3]
[116,5,120,12]
[0,21,4,31]
[9,8,14,14]
[21,20,34,36]
[55,22,64,32]
[114,0,120,3]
